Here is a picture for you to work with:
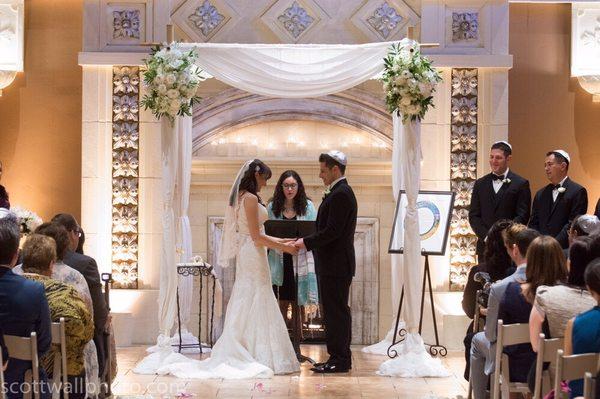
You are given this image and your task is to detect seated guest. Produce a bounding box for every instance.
[13,222,100,394]
[500,236,567,384]
[528,236,598,391]
[462,219,516,380]
[469,227,540,399]
[21,234,94,399]
[567,215,600,249]
[0,215,52,399]
[564,257,600,398]
[51,213,109,377]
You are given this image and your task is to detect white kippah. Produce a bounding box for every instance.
[577,215,600,235]
[326,150,347,166]
[553,149,570,163]
[493,140,512,150]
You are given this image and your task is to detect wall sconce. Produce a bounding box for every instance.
[0,1,24,97]
[571,4,600,103]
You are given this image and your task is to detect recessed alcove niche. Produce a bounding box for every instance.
[189,85,394,344]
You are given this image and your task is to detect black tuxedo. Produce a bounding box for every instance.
[529,177,588,248]
[304,178,357,367]
[63,250,109,375]
[595,198,600,219]
[468,170,531,258]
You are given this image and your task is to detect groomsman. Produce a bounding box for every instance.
[529,150,588,248]
[469,141,531,259]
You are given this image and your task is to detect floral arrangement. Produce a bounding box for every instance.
[381,39,442,122]
[11,206,43,235]
[140,42,204,123]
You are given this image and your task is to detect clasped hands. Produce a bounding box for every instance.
[279,238,307,255]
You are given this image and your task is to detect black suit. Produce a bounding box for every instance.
[304,178,357,368]
[529,177,588,248]
[468,170,531,258]
[595,198,600,219]
[63,250,109,375]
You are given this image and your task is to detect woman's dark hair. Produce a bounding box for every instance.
[523,236,568,303]
[481,219,514,280]
[270,170,310,218]
[568,236,594,288]
[34,222,70,261]
[238,159,272,205]
[584,257,600,295]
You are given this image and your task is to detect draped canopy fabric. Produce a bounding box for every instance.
[137,41,426,374]
[182,42,392,98]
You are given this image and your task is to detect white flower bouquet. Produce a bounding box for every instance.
[381,39,442,122]
[141,42,204,123]
[11,206,43,235]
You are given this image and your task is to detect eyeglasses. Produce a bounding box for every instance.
[74,228,82,238]
[282,183,298,190]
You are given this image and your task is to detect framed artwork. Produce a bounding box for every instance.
[388,190,455,255]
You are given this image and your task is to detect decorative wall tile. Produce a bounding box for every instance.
[350,0,419,41]
[449,68,478,291]
[278,1,314,39]
[260,0,329,43]
[101,1,152,48]
[0,1,24,72]
[112,66,140,289]
[172,0,240,42]
[451,12,478,42]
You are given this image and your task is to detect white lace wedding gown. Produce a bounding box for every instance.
[156,196,300,379]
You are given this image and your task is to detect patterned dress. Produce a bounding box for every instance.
[23,274,94,376]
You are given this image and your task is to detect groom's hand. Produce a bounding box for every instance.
[294,238,306,250]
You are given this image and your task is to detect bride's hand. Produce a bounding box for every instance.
[282,242,298,255]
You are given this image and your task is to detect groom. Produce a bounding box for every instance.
[295,151,357,373]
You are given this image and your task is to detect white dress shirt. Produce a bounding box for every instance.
[552,176,568,202]
[492,169,509,194]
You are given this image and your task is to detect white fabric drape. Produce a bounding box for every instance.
[183,42,390,98]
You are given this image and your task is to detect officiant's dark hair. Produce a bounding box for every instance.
[491,142,512,157]
[319,153,346,174]
[239,159,272,205]
[270,170,310,218]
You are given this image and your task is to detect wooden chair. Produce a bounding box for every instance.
[3,332,41,399]
[532,333,563,399]
[467,290,484,399]
[492,320,531,399]
[50,318,68,399]
[554,350,600,399]
[583,372,597,399]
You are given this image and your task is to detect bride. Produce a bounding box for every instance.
[157,159,300,379]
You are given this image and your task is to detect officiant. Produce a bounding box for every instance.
[267,170,318,350]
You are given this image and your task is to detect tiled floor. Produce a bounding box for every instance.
[112,345,468,398]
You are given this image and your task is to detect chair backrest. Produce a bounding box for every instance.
[583,372,596,399]
[493,320,531,399]
[0,343,5,399]
[50,318,68,399]
[533,333,564,399]
[3,332,41,399]
[555,350,600,397]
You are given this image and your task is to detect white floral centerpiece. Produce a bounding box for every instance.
[381,39,442,122]
[141,42,204,123]
[11,206,43,235]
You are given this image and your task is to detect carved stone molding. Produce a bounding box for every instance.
[172,0,240,42]
[260,0,329,43]
[112,66,140,289]
[191,88,392,153]
[208,216,379,344]
[449,68,478,291]
[350,0,419,41]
